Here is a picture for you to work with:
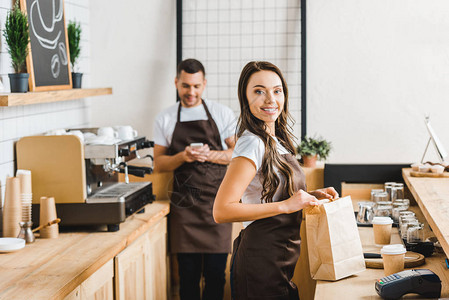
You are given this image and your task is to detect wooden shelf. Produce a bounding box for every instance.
[0,87,112,106]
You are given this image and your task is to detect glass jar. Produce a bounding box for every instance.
[400,218,419,239]
[406,223,424,244]
[371,189,384,202]
[384,182,396,202]
[374,201,393,217]
[373,192,389,204]
[391,183,405,202]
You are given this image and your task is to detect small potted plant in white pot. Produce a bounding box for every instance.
[67,20,82,88]
[296,136,332,168]
[3,3,30,93]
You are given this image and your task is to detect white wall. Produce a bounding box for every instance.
[89,0,177,140]
[0,0,90,204]
[181,0,303,139]
[308,0,449,164]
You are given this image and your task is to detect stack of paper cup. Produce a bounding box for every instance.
[39,197,59,238]
[16,170,32,223]
[3,177,22,237]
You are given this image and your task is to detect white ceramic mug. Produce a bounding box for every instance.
[116,125,138,140]
[67,130,84,143]
[97,127,118,138]
[45,128,66,136]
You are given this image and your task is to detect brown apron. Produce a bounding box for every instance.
[168,100,232,253]
[230,154,306,300]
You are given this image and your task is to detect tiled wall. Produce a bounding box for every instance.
[182,0,302,138]
[0,0,90,205]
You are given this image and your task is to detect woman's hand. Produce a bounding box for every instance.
[281,190,320,214]
[308,187,339,200]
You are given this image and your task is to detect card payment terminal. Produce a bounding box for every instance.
[375,269,441,299]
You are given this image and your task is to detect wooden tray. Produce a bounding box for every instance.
[365,251,425,269]
[410,171,449,178]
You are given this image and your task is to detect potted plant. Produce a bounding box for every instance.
[296,136,332,167]
[67,20,82,88]
[3,3,29,93]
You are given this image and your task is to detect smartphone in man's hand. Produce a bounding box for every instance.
[190,143,204,149]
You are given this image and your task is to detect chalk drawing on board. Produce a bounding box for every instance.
[29,0,67,78]
[22,0,72,91]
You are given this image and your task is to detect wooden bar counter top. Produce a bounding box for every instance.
[314,195,449,299]
[0,201,169,300]
[403,168,449,257]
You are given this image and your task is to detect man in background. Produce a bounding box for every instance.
[153,58,236,300]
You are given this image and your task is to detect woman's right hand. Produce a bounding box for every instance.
[281,190,320,214]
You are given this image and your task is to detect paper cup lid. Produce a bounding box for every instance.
[381,244,406,255]
[371,217,393,225]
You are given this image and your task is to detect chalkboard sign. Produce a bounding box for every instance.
[20,0,72,91]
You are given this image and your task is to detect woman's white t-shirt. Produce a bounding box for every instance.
[232,131,290,228]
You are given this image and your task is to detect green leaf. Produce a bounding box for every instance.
[296,135,332,160]
[3,3,29,73]
[67,20,82,70]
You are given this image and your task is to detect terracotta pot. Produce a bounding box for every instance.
[302,155,318,168]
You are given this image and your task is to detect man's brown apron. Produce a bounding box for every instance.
[230,154,306,300]
[168,100,232,253]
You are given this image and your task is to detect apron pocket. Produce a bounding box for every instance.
[244,253,289,298]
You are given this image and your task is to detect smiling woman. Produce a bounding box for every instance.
[213,61,338,300]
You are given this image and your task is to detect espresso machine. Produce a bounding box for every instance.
[16,128,155,232]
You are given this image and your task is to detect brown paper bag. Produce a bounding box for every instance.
[305,196,365,281]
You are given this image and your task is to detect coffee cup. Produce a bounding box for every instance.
[372,216,393,245]
[67,130,85,143]
[3,177,22,237]
[116,125,138,140]
[45,128,66,136]
[381,244,406,276]
[430,165,444,174]
[97,127,118,138]
[39,197,59,239]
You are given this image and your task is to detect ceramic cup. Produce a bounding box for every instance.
[67,130,85,143]
[410,163,421,172]
[418,164,430,173]
[381,244,406,276]
[116,125,138,140]
[45,128,66,136]
[372,216,393,245]
[97,127,118,138]
[430,165,445,174]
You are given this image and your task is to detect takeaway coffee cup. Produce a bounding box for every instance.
[116,125,138,140]
[381,244,406,276]
[372,216,393,245]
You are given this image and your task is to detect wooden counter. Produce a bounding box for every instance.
[403,168,449,257]
[314,198,449,299]
[0,201,169,300]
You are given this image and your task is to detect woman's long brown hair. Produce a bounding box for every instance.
[237,61,297,203]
